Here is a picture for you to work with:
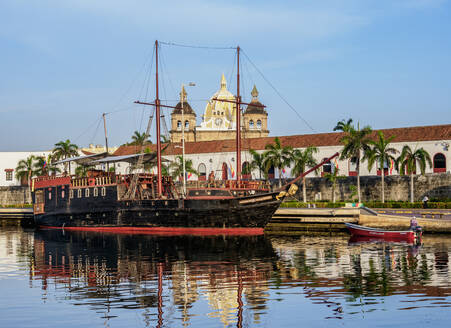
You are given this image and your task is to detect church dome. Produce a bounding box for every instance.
[244,85,266,115]
[199,74,237,130]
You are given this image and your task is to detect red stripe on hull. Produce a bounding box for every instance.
[40,225,264,236]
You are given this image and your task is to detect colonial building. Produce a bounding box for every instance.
[0,151,51,187]
[115,124,450,182]
[170,74,269,143]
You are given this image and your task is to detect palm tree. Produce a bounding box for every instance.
[15,155,36,186]
[324,168,345,203]
[339,123,372,203]
[334,118,354,132]
[291,146,318,202]
[396,145,432,203]
[75,165,95,177]
[52,139,79,174]
[168,155,198,181]
[263,137,293,187]
[244,149,267,180]
[160,135,170,144]
[34,154,61,177]
[364,131,398,203]
[131,131,149,146]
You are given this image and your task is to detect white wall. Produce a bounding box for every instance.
[0,151,51,186]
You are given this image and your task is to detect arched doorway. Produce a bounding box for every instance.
[222,162,228,180]
[198,163,206,181]
[242,161,250,180]
[433,153,446,173]
[348,157,357,176]
[268,166,275,180]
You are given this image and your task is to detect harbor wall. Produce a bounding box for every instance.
[289,173,451,202]
[0,187,31,206]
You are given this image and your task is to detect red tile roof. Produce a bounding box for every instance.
[113,124,451,156]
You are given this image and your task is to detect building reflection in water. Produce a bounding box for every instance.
[27,230,451,326]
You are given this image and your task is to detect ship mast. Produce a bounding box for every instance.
[102,113,109,172]
[236,46,241,183]
[155,40,163,197]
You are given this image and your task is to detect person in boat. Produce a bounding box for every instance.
[410,217,418,230]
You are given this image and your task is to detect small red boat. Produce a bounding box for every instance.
[345,223,422,244]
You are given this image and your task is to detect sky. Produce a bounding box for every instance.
[1,0,450,151]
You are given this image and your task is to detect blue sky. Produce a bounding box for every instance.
[1,0,450,151]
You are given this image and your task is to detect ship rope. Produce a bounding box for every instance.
[241,50,316,133]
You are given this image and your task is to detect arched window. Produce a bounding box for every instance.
[322,158,332,177]
[198,163,206,181]
[184,120,189,130]
[222,162,228,180]
[249,120,254,129]
[177,120,182,130]
[256,120,262,129]
[433,153,446,173]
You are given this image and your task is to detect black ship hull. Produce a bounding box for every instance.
[34,187,282,233]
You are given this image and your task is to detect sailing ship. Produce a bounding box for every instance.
[31,40,338,233]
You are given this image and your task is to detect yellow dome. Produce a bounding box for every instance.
[199,74,236,130]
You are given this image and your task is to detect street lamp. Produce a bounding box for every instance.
[181,82,195,197]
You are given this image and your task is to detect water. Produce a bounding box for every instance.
[1,227,450,327]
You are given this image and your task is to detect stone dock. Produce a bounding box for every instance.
[265,207,451,234]
[0,208,34,226]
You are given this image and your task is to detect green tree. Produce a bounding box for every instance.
[396,145,432,203]
[339,123,372,203]
[160,135,170,144]
[131,131,149,146]
[334,118,354,132]
[244,149,267,180]
[168,155,198,181]
[15,155,36,186]
[52,139,79,174]
[324,168,345,203]
[75,165,95,177]
[34,154,60,177]
[364,131,398,203]
[290,146,318,202]
[263,137,293,188]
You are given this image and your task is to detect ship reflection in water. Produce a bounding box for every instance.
[2,228,451,327]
